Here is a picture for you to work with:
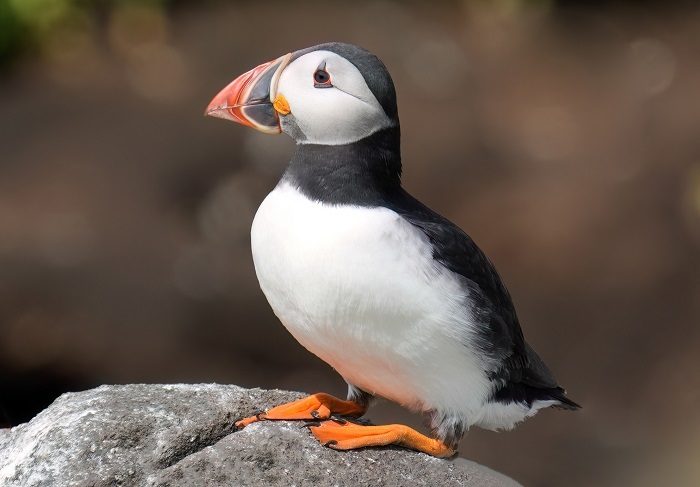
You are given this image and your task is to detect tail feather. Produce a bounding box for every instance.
[541,386,581,410]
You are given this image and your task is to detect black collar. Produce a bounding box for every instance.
[282,127,402,206]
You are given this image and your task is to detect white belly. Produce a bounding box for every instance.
[251,183,493,422]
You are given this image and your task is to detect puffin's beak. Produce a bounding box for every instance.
[205,53,291,134]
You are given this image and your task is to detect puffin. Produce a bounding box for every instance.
[205,42,580,458]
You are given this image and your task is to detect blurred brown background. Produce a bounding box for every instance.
[1,0,699,485]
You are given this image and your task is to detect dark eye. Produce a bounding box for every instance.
[314,70,330,84]
[313,62,332,88]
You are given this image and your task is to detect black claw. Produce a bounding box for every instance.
[310,410,321,419]
[302,421,322,428]
[323,440,338,448]
[335,415,366,426]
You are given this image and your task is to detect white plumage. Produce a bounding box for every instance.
[276,50,393,145]
[251,182,544,432]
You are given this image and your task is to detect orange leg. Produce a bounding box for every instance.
[235,393,367,428]
[308,420,456,458]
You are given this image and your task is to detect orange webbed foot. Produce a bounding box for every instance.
[308,420,456,458]
[235,393,367,428]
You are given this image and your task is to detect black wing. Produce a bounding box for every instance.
[385,189,579,409]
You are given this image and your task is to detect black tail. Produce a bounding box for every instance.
[492,342,582,410]
[541,386,582,410]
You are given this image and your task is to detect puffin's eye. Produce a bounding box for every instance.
[314,70,330,84]
[313,62,332,88]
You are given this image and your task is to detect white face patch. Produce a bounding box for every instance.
[276,50,394,145]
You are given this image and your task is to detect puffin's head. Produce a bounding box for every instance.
[206,42,398,145]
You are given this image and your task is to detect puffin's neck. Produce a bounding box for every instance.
[281,126,402,206]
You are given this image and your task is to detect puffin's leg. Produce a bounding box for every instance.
[307,420,456,458]
[235,392,367,428]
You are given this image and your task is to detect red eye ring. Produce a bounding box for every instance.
[313,62,332,88]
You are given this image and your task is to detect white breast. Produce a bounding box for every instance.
[251,183,500,426]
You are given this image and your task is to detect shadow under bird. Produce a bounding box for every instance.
[205,42,580,458]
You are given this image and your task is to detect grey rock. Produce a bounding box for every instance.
[0,384,521,486]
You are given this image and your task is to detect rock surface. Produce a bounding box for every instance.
[0,384,521,486]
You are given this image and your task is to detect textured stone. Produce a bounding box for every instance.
[0,384,521,486]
